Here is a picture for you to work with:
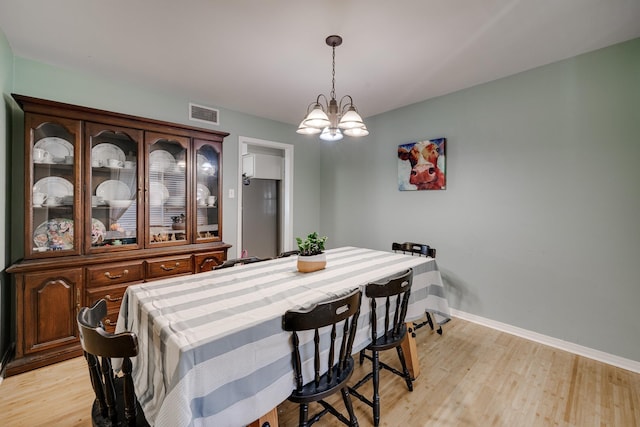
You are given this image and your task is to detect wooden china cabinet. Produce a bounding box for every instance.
[6,95,231,375]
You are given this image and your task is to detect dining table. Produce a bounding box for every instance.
[116,246,451,427]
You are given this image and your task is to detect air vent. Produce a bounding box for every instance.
[189,102,219,125]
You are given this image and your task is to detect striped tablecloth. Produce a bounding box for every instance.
[116,247,451,427]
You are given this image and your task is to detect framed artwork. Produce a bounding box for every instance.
[397,137,446,191]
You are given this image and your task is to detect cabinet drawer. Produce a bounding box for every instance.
[85,285,128,333]
[146,255,193,280]
[86,262,144,288]
[194,251,226,273]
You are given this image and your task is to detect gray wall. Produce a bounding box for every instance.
[321,38,640,362]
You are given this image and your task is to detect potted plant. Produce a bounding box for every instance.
[296,232,328,273]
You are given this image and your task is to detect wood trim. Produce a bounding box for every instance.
[7,242,231,274]
[12,94,229,140]
[450,308,640,374]
[5,345,83,377]
[0,343,15,378]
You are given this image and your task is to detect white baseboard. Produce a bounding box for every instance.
[450,308,640,374]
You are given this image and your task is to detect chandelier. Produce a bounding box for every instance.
[296,35,369,141]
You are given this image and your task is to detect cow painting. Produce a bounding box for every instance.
[397,138,446,190]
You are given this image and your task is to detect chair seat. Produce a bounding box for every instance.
[288,357,355,403]
[367,325,407,352]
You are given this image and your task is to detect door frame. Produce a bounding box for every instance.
[237,136,294,257]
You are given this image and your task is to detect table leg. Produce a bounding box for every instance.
[248,407,279,427]
[401,321,421,379]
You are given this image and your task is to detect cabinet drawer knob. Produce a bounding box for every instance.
[104,294,123,303]
[160,262,180,271]
[104,319,113,326]
[104,269,129,280]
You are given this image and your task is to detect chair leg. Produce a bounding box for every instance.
[425,311,435,329]
[299,403,309,427]
[372,350,380,427]
[359,349,365,365]
[426,311,443,335]
[396,346,414,392]
[341,387,359,427]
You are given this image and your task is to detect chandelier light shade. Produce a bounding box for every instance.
[297,35,369,141]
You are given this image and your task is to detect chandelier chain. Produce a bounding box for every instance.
[331,44,336,100]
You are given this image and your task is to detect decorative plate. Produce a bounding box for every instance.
[96,180,131,200]
[149,150,176,172]
[33,218,74,250]
[91,218,106,244]
[33,177,74,198]
[92,143,126,164]
[149,181,170,206]
[34,137,74,161]
[105,199,134,209]
[196,184,210,204]
[197,153,216,175]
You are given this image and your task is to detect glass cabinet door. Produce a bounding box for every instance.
[85,122,143,252]
[146,132,190,247]
[27,114,81,258]
[194,139,221,242]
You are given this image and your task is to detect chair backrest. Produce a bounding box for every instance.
[392,242,436,258]
[277,250,300,258]
[283,289,362,393]
[366,269,413,345]
[77,299,140,426]
[214,256,266,269]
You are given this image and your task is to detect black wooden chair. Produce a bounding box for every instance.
[349,269,414,427]
[393,241,436,258]
[213,255,266,269]
[283,288,362,427]
[277,250,300,258]
[77,299,149,427]
[392,242,442,335]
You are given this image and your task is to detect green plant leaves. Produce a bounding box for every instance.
[295,232,327,256]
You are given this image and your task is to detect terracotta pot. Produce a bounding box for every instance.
[297,253,326,273]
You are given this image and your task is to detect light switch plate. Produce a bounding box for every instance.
[228,189,235,198]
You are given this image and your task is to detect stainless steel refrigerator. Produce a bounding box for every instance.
[242,178,280,259]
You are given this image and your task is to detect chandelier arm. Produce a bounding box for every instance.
[338,95,355,113]
[305,101,317,115]
[315,94,329,109]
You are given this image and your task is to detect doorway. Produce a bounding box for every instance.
[237,136,293,258]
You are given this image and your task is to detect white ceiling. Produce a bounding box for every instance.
[1,0,639,126]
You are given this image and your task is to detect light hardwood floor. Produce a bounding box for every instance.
[1,318,638,426]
